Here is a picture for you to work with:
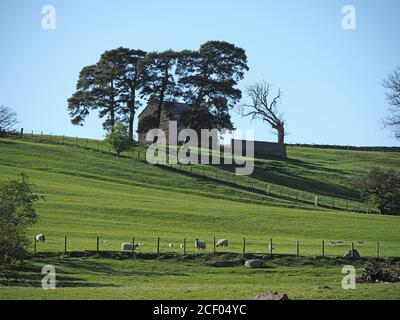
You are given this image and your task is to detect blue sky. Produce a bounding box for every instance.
[0,0,399,146]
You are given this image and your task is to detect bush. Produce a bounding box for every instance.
[0,174,42,266]
[357,260,400,283]
[354,167,400,215]
[105,123,132,156]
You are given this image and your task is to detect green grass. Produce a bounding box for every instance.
[2,254,400,300]
[0,136,399,299]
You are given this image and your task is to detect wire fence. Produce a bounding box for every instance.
[4,128,377,213]
[32,235,400,259]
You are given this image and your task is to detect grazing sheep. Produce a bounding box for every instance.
[216,239,229,248]
[36,234,45,243]
[195,239,206,251]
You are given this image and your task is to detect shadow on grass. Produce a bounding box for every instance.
[0,253,192,288]
[214,155,360,201]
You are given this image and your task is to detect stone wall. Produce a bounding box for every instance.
[231,139,287,158]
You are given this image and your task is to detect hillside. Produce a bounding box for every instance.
[0,136,399,256]
[1,136,400,300]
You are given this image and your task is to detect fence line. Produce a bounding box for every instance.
[32,235,399,259]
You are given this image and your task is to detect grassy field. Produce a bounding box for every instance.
[2,254,400,300]
[0,136,399,299]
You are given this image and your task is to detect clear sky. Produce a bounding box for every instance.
[1,0,399,146]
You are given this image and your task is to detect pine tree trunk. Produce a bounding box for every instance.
[128,111,134,141]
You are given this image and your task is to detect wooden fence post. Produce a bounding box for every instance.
[213,237,216,253]
[296,241,300,257]
[269,238,273,255]
[20,128,23,138]
[183,238,186,255]
[132,237,135,256]
[64,236,67,253]
[96,236,99,252]
[85,139,88,149]
[351,242,354,258]
[40,131,43,142]
[157,237,160,255]
[242,238,246,255]
[322,240,325,258]
[34,237,37,254]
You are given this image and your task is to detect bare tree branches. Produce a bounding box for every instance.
[239,81,286,144]
[383,67,400,139]
[0,105,18,132]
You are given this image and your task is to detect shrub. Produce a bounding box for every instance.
[354,167,400,215]
[357,260,400,283]
[0,174,42,266]
[105,123,132,156]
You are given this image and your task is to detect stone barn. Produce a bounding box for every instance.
[137,101,191,144]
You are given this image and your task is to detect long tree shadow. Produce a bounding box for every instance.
[0,257,190,288]
[216,156,360,201]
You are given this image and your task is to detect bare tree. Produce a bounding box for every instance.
[0,105,18,132]
[383,67,400,140]
[239,81,286,144]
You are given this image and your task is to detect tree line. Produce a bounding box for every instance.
[67,41,249,141]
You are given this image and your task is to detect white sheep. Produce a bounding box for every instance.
[216,239,229,248]
[195,239,206,251]
[36,234,45,243]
